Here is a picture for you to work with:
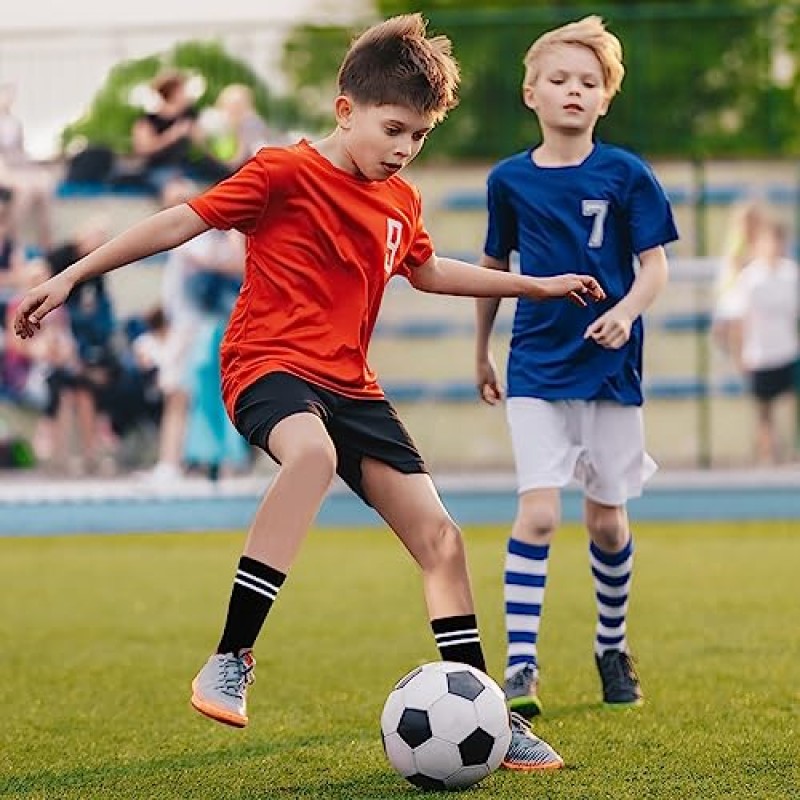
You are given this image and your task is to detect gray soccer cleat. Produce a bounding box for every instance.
[191,650,256,728]
[595,650,644,708]
[504,663,544,718]
[502,711,565,771]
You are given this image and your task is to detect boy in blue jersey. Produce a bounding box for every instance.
[475,16,678,716]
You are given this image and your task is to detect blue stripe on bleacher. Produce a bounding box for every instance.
[381,377,745,403]
[56,182,153,199]
[57,180,800,209]
[438,190,487,211]
[373,313,711,338]
[437,185,800,211]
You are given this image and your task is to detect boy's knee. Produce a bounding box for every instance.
[516,501,559,541]
[585,505,628,550]
[418,518,465,571]
[282,437,337,482]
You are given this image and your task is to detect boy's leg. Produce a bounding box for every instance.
[239,412,336,571]
[193,373,338,727]
[584,499,642,708]
[361,458,563,771]
[503,488,559,718]
[504,398,577,716]
[583,402,652,708]
[360,458,484,668]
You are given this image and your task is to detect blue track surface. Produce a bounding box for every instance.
[0,471,798,536]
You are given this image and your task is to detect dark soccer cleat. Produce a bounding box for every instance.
[595,650,644,708]
[504,663,543,718]
[502,711,564,771]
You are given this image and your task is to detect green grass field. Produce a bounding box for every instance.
[1,522,798,799]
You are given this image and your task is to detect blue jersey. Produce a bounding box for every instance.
[484,142,678,405]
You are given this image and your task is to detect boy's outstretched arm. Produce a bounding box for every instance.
[584,245,669,349]
[409,254,605,304]
[14,205,210,339]
[475,255,509,405]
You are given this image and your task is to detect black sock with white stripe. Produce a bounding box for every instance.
[431,614,487,673]
[216,557,286,655]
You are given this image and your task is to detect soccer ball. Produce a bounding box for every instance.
[380,661,512,791]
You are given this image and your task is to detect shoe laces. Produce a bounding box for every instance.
[508,711,551,754]
[215,652,255,698]
[507,663,537,692]
[601,651,638,690]
[509,710,535,737]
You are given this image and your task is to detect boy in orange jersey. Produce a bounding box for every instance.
[14,14,603,771]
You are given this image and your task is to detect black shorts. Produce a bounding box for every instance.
[233,372,427,503]
[750,361,797,402]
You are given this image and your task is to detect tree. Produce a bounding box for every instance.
[280,1,792,160]
[61,41,311,155]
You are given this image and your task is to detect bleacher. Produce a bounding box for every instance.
[366,253,758,469]
[368,162,787,468]
[3,167,785,471]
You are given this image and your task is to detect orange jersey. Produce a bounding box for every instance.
[188,140,434,418]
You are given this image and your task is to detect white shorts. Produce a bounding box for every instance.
[506,397,657,506]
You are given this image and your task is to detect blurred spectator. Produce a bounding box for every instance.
[204,83,271,169]
[183,230,248,481]
[38,218,117,473]
[131,306,169,380]
[0,83,55,251]
[2,261,80,470]
[130,69,231,194]
[0,185,28,325]
[711,201,768,359]
[126,305,169,441]
[87,341,161,457]
[44,217,114,363]
[727,218,799,465]
[142,177,242,480]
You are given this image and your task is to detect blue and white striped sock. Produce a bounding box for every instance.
[590,537,633,656]
[504,538,550,681]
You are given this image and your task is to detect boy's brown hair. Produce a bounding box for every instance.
[523,15,625,100]
[337,13,460,122]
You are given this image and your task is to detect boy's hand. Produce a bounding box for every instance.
[476,353,503,405]
[13,274,73,339]
[527,274,605,306]
[584,307,633,349]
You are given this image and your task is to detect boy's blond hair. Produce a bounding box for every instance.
[338,13,460,122]
[523,16,625,100]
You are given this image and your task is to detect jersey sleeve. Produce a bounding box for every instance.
[627,163,679,254]
[483,171,517,260]
[188,152,270,234]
